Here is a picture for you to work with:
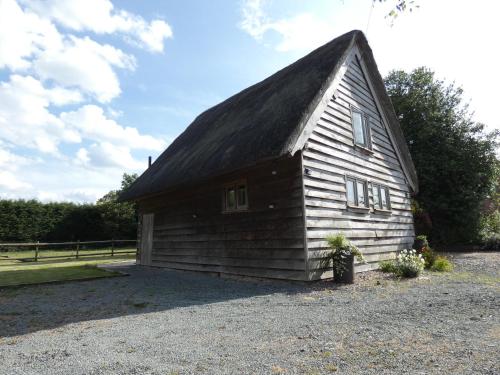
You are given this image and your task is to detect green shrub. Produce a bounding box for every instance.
[379,260,396,273]
[421,246,436,269]
[430,256,453,272]
[481,234,500,251]
[412,234,429,250]
[395,249,425,277]
[479,211,500,250]
[379,249,424,278]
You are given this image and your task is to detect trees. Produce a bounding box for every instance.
[385,67,499,244]
[0,174,139,242]
[376,0,419,19]
[96,173,138,240]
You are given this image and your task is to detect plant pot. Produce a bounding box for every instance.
[334,254,355,284]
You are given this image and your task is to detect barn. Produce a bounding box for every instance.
[120,30,418,281]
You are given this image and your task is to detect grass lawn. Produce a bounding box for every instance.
[0,248,135,263]
[0,251,135,287]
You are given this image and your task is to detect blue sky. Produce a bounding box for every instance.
[0,0,498,202]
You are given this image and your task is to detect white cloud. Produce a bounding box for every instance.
[0,75,82,154]
[76,142,145,170]
[239,0,337,52]
[34,35,136,103]
[0,148,33,191]
[61,105,165,151]
[24,0,173,53]
[0,0,63,70]
[0,171,32,191]
[0,76,162,158]
[136,19,173,53]
[0,1,172,202]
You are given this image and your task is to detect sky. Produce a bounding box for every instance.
[0,0,498,203]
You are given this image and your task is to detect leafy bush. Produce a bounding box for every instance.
[379,260,397,273]
[479,211,500,250]
[412,234,429,251]
[420,246,437,269]
[379,250,424,277]
[324,233,364,278]
[430,256,453,272]
[481,234,500,251]
[395,249,425,277]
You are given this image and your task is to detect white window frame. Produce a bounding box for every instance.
[345,176,369,209]
[350,107,372,150]
[223,181,248,212]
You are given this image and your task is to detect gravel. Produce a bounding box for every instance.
[0,252,499,374]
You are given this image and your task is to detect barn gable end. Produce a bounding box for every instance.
[298,46,415,280]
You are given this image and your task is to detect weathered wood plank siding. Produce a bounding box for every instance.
[137,155,308,280]
[303,56,415,280]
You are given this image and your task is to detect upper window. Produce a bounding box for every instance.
[351,109,372,149]
[224,182,248,211]
[346,176,368,208]
[372,183,391,211]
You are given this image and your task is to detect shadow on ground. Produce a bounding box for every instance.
[0,265,318,338]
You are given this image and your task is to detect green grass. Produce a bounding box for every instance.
[0,250,135,287]
[0,248,135,264]
[0,264,124,287]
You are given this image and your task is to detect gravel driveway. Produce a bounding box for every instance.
[1,252,498,374]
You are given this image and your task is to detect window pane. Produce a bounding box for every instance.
[227,188,236,209]
[352,111,365,146]
[346,179,355,205]
[237,185,247,207]
[357,181,366,206]
[364,117,372,148]
[380,187,387,208]
[373,185,380,208]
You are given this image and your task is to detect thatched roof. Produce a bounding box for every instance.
[121,30,417,201]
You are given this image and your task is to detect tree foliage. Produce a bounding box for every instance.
[0,174,138,242]
[385,67,499,244]
[96,173,138,240]
[376,0,419,21]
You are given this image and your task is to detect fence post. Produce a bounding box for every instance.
[76,240,80,259]
[35,241,39,262]
[111,239,115,257]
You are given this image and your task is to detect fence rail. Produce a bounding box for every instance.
[0,239,137,263]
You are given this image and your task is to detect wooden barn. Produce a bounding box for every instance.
[120,30,418,281]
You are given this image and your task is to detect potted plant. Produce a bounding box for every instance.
[412,235,428,252]
[324,233,365,283]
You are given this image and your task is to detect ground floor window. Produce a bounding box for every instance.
[346,176,368,208]
[224,181,248,211]
[372,183,391,210]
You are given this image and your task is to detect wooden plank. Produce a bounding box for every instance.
[305,207,413,221]
[151,254,306,271]
[140,213,154,265]
[306,218,414,231]
[307,135,404,174]
[303,155,409,191]
[306,229,414,239]
[152,247,305,259]
[305,142,406,180]
[150,261,307,281]
[308,236,414,249]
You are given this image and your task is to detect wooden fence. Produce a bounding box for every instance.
[0,239,137,262]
